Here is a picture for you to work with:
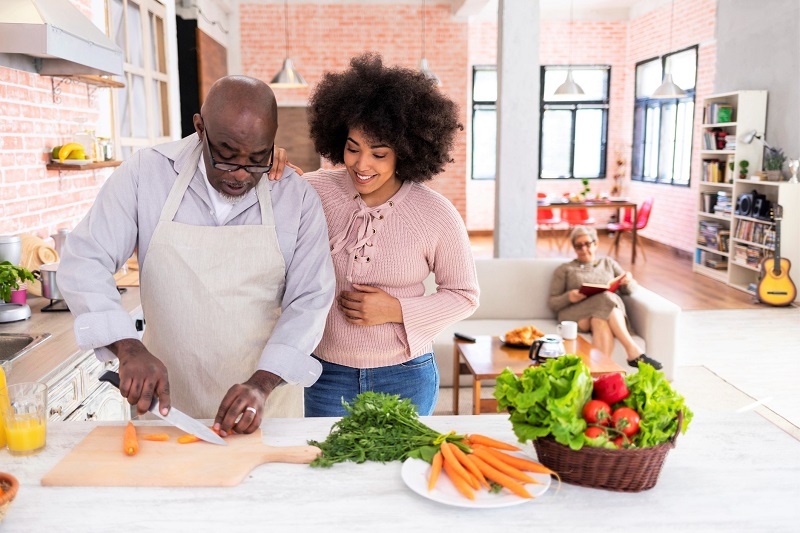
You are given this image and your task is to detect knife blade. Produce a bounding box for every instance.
[100,371,227,446]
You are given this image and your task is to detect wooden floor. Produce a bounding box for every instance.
[469,231,767,311]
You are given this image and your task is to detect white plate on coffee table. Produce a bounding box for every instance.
[401,455,551,508]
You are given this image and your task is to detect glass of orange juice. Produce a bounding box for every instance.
[1,381,48,455]
[0,360,10,449]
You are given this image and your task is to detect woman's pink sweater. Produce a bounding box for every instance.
[305,168,479,368]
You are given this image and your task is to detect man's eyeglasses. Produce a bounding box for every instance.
[202,119,274,175]
[574,240,596,249]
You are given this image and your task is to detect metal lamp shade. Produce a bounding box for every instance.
[554,69,585,96]
[418,57,441,86]
[651,73,686,99]
[270,58,307,88]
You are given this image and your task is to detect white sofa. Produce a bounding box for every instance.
[426,258,681,385]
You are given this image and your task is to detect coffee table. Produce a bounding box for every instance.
[452,335,626,415]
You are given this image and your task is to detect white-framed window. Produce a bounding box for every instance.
[107,0,171,159]
[470,66,497,180]
[631,46,697,186]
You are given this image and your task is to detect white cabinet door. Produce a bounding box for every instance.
[66,383,130,422]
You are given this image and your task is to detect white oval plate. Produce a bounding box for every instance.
[401,454,551,508]
[50,158,91,165]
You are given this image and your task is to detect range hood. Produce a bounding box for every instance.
[0,0,123,77]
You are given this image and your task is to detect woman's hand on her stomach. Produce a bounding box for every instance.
[338,284,403,326]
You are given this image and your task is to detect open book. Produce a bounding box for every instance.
[579,273,625,297]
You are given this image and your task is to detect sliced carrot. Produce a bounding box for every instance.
[467,433,521,451]
[470,447,538,484]
[442,458,475,500]
[177,434,201,444]
[427,452,443,492]
[123,421,139,456]
[440,442,479,490]
[450,442,489,488]
[474,444,560,477]
[469,455,533,499]
[142,433,170,442]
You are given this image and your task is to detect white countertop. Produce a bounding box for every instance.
[1,411,798,532]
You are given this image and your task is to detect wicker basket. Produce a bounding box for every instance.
[533,412,683,492]
[0,472,19,522]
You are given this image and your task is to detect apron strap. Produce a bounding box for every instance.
[160,142,204,222]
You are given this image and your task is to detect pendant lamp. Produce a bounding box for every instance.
[270,0,307,88]
[651,0,686,99]
[554,0,584,96]
[418,0,441,86]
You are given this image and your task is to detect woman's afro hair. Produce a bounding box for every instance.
[307,52,463,183]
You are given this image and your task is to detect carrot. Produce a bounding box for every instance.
[450,442,489,488]
[427,451,443,492]
[474,444,560,477]
[440,442,479,490]
[142,433,170,442]
[467,433,520,451]
[123,422,139,456]
[470,447,538,484]
[468,455,533,499]
[442,457,475,500]
[177,434,201,444]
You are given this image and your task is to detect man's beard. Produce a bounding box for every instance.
[219,190,247,204]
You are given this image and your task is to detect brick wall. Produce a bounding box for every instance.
[239,1,469,217]
[0,0,112,239]
[466,0,717,250]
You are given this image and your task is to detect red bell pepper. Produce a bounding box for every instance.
[592,372,630,404]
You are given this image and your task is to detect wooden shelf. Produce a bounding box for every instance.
[46,160,122,171]
[61,75,125,89]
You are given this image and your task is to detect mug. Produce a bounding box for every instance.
[557,320,578,340]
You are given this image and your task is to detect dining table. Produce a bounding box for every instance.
[1,410,797,532]
[539,199,639,263]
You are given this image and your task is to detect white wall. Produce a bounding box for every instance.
[715,0,800,163]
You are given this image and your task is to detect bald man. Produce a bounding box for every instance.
[58,76,335,434]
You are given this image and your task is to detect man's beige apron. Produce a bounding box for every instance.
[139,142,301,419]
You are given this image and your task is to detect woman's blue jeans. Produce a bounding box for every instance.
[304,353,439,417]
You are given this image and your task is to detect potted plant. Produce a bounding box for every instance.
[764,148,786,181]
[738,160,750,180]
[0,261,35,304]
[579,178,591,200]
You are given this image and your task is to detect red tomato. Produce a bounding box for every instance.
[612,407,641,437]
[582,399,612,426]
[612,436,626,448]
[584,426,607,439]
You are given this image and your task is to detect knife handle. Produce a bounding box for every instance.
[99,370,121,389]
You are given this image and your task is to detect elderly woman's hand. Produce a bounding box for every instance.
[568,289,587,303]
[619,271,633,286]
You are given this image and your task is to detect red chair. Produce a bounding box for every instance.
[608,197,654,261]
[537,193,564,249]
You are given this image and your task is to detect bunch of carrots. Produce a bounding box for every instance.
[122,422,221,456]
[427,433,560,501]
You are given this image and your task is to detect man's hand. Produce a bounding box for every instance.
[108,338,170,416]
[338,284,403,326]
[213,370,282,435]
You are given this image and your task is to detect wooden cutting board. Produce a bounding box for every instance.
[41,426,320,487]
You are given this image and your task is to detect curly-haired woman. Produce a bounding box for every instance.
[300,53,479,417]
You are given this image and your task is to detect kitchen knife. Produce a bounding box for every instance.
[100,371,227,446]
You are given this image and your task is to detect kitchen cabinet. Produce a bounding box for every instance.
[0,288,142,421]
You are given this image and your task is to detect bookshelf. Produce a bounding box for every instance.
[694,90,776,295]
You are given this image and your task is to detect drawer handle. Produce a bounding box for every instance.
[50,406,63,416]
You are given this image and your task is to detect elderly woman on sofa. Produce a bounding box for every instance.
[548,226,662,370]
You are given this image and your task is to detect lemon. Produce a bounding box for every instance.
[67,149,86,160]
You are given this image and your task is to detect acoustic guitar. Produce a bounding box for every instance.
[757,204,796,306]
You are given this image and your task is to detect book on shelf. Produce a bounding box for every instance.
[705,102,733,124]
[704,258,728,270]
[579,273,625,297]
